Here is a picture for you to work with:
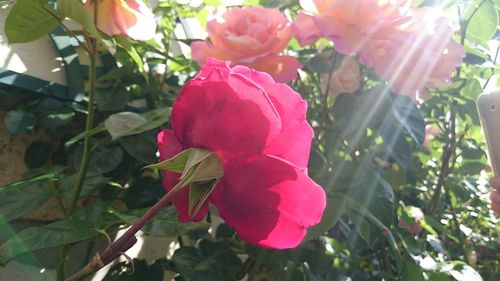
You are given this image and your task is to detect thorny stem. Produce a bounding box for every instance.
[64,190,178,281]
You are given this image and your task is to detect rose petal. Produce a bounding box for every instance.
[117,0,157,41]
[231,65,275,85]
[212,155,326,249]
[292,12,322,46]
[172,60,282,157]
[157,130,208,221]
[249,55,303,83]
[261,83,313,170]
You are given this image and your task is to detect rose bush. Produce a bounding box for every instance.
[84,0,156,41]
[191,7,302,83]
[157,58,326,249]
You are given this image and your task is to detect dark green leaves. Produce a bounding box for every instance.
[172,240,242,281]
[0,203,119,265]
[0,174,57,224]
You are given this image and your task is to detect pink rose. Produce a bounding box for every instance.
[85,0,156,41]
[190,7,302,83]
[399,206,424,234]
[292,0,413,54]
[322,55,361,97]
[360,8,464,100]
[157,58,326,249]
[292,1,464,100]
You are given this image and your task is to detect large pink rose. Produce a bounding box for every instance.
[85,0,156,41]
[191,7,302,83]
[157,58,326,249]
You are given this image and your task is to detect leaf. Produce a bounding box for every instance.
[465,0,498,45]
[391,96,426,146]
[403,257,425,281]
[112,206,209,237]
[172,240,242,281]
[58,173,109,198]
[104,108,170,140]
[144,149,191,173]
[88,146,124,173]
[24,141,53,169]
[5,0,60,43]
[56,0,101,39]
[65,123,107,147]
[4,110,35,135]
[0,203,119,265]
[95,84,128,111]
[0,175,57,224]
[120,133,157,164]
[116,37,148,80]
[189,179,219,217]
[442,261,483,281]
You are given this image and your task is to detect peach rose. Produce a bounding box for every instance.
[292,1,464,100]
[292,0,413,54]
[360,8,464,100]
[322,55,361,97]
[85,0,157,41]
[191,7,302,83]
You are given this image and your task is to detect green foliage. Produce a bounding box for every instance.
[5,0,60,43]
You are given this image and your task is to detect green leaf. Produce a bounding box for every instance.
[58,173,109,198]
[88,146,124,173]
[4,110,35,135]
[402,257,425,281]
[465,0,499,45]
[116,37,148,80]
[64,123,107,147]
[5,0,60,43]
[56,0,101,39]
[391,96,425,145]
[0,203,118,265]
[189,179,219,217]
[120,133,157,164]
[144,149,192,173]
[172,240,242,281]
[95,84,128,111]
[104,108,170,140]
[113,206,209,237]
[0,175,57,224]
